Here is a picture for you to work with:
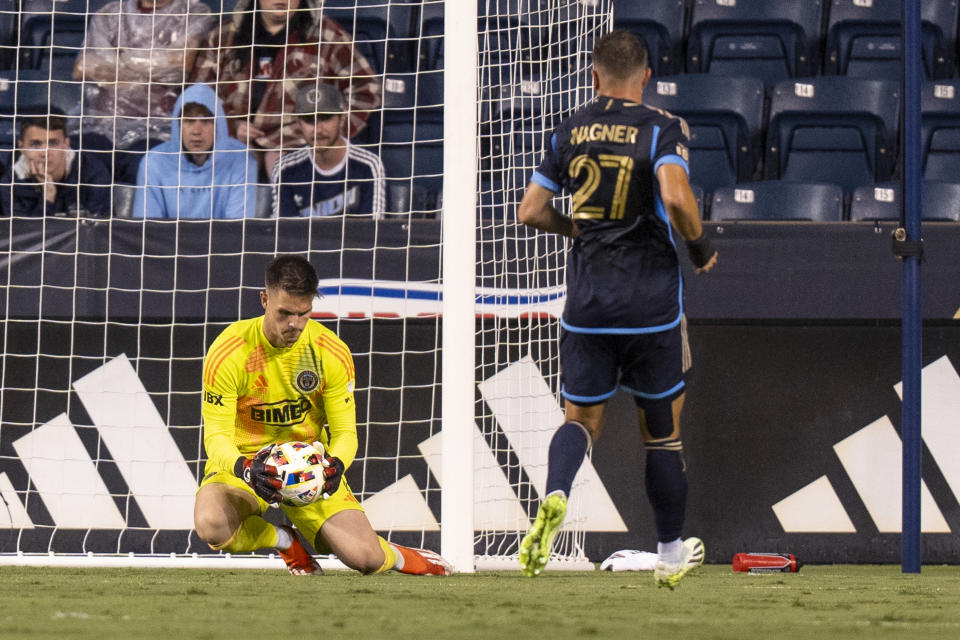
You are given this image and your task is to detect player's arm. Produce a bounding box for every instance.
[320,347,359,470]
[656,164,716,274]
[517,183,579,239]
[201,337,282,502]
[200,345,244,474]
[312,336,359,498]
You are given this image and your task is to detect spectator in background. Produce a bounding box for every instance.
[72,0,216,183]
[1,109,111,217]
[191,0,380,179]
[272,84,384,217]
[133,84,258,219]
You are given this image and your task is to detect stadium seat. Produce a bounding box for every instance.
[38,50,78,80]
[0,7,17,70]
[686,0,823,88]
[764,77,899,194]
[612,0,686,75]
[416,1,444,71]
[487,71,566,168]
[1,69,81,117]
[643,74,765,192]
[23,69,82,115]
[824,0,957,80]
[711,182,844,221]
[321,0,418,74]
[19,0,92,71]
[483,2,552,68]
[921,79,960,181]
[850,181,960,222]
[0,70,16,115]
[380,71,443,214]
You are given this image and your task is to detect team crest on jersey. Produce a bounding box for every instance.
[295,369,321,393]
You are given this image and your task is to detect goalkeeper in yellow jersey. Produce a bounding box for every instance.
[194,255,452,576]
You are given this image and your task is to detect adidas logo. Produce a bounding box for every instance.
[772,355,959,534]
[363,356,626,532]
[1,355,626,533]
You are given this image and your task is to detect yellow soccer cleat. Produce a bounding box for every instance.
[518,493,567,577]
[654,537,704,590]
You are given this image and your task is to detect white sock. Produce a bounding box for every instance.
[657,538,684,564]
[545,490,567,500]
[390,544,405,571]
[274,525,293,551]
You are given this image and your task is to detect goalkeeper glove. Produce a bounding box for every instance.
[234,445,282,504]
[320,456,345,499]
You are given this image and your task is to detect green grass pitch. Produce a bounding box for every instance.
[2,565,959,639]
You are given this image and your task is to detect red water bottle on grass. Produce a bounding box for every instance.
[732,553,800,573]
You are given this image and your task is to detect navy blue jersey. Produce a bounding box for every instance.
[532,96,690,333]
[272,144,386,217]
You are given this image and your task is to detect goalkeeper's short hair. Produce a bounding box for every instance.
[266,255,319,297]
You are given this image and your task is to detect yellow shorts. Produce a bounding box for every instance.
[199,470,364,549]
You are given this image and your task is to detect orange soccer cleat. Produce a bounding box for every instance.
[277,525,323,576]
[393,545,453,576]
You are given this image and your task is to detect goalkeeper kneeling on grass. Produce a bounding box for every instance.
[193,254,452,576]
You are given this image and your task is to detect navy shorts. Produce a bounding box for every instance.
[560,316,690,406]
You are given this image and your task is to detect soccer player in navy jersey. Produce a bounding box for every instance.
[516,30,717,588]
[272,84,386,217]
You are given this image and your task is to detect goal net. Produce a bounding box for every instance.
[0,0,611,570]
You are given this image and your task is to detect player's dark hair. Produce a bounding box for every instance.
[592,30,648,80]
[17,106,68,139]
[265,255,319,296]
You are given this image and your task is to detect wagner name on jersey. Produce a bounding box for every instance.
[272,144,386,217]
[531,97,691,334]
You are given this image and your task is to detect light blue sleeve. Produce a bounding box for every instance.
[132,156,166,219]
[216,152,258,219]
[243,152,259,218]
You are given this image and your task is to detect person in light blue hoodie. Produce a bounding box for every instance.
[133,84,258,219]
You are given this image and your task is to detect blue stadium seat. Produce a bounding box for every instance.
[644,74,764,192]
[19,7,87,71]
[686,0,823,88]
[416,1,444,71]
[825,0,957,80]
[380,71,443,213]
[850,181,960,222]
[40,51,79,80]
[481,2,552,69]
[488,71,567,166]
[921,79,960,181]
[321,0,418,74]
[711,182,844,221]
[4,69,81,116]
[0,7,17,70]
[612,0,686,75]
[764,77,899,194]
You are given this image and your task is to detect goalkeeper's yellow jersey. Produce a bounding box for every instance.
[201,315,358,476]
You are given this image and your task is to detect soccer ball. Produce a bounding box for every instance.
[268,441,325,507]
